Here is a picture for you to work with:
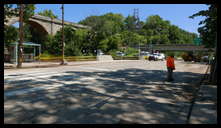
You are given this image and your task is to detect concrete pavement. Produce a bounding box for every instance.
[189,84,217,124]
[4,60,215,124]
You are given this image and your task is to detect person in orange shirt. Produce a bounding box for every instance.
[166,54,175,81]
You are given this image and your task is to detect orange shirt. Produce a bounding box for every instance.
[166,56,175,69]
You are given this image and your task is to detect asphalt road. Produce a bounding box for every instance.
[4,60,208,124]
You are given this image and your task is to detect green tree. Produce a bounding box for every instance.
[4,4,15,24]
[23,24,33,42]
[143,15,197,45]
[4,4,35,23]
[99,33,123,52]
[189,4,217,48]
[38,9,58,19]
[78,12,198,55]
[189,4,217,84]
[168,25,181,44]
[46,26,89,56]
[79,13,125,53]
[144,15,170,44]
[79,15,104,31]
[120,31,146,48]
[4,26,18,46]
[4,4,35,35]
[124,15,137,32]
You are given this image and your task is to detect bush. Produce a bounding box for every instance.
[165,52,175,58]
[181,52,194,61]
[194,52,204,62]
[124,47,138,57]
[108,49,118,57]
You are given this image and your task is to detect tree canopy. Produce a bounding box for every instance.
[4,4,35,23]
[189,4,217,84]
[4,4,35,46]
[189,4,217,48]
[4,7,199,57]
[79,13,198,53]
[38,9,58,19]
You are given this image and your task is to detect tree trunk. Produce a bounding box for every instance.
[17,4,24,68]
[211,52,217,84]
[208,30,217,84]
[209,39,217,85]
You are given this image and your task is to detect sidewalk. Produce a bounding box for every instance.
[4,62,61,69]
[190,84,217,124]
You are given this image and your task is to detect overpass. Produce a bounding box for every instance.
[5,14,90,35]
[134,44,214,52]
[151,44,213,51]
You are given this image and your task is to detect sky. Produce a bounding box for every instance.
[14,4,209,35]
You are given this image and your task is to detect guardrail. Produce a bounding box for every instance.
[37,56,96,62]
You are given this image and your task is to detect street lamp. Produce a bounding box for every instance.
[60,4,67,65]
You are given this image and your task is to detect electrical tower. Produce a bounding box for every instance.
[133,8,140,30]
[133,8,141,59]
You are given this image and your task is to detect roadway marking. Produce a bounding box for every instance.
[78,67,113,71]
[5,66,125,97]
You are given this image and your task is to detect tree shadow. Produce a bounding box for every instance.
[5,67,215,124]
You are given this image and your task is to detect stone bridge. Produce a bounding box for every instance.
[5,14,90,35]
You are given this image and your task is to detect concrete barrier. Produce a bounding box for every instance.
[96,55,113,61]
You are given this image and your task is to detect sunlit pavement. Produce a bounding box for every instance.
[4,60,211,124]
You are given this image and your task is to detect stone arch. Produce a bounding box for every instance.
[5,16,50,35]
[28,19,49,35]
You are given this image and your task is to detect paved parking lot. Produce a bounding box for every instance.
[4,60,208,124]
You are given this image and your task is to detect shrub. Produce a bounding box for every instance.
[181,52,194,61]
[124,47,138,57]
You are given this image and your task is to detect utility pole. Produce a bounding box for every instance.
[60,4,67,65]
[17,4,24,68]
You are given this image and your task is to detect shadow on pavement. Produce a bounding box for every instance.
[5,68,215,124]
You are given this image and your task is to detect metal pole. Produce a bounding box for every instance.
[17,4,24,68]
[39,45,41,64]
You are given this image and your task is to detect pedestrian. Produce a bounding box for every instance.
[166,54,175,82]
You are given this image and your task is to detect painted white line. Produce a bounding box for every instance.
[4,73,71,83]
[4,66,112,79]
[79,67,113,71]
[4,70,69,79]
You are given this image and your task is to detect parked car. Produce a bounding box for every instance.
[97,50,104,55]
[140,51,149,56]
[116,51,125,56]
[201,56,209,62]
[141,51,150,60]
[155,53,165,60]
[148,53,165,61]
[148,54,157,61]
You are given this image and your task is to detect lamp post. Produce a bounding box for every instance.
[17,4,24,68]
[60,4,67,65]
